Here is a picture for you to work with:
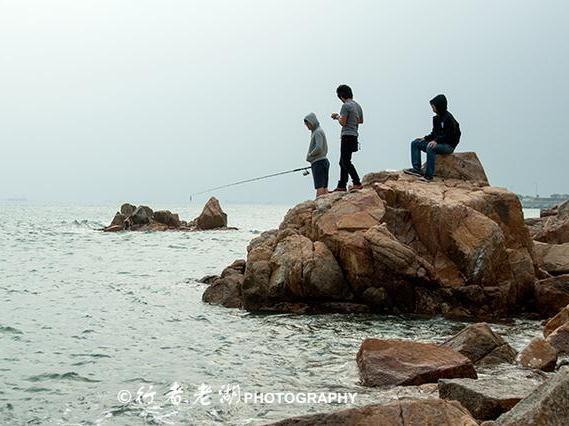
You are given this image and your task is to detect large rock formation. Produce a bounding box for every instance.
[204,157,542,318]
[101,197,233,232]
[494,367,569,425]
[356,338,477,387]
[439,376,544,421]
[268,399,478,426]
[441,323,517,366]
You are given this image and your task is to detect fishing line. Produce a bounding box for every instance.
[190,167,311,200]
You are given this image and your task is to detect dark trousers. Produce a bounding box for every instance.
[338,135,360,188]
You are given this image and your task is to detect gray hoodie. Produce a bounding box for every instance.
[304,112,328,164]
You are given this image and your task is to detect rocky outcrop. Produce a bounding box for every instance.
[268,399,477,426]
[101,197,233,232]
[534,275,569,317]
[202,260,245,308]
[544,304,569,337]
[439,376,544,421]
[494,366,569,425]
[356,338,476,387]
[195,197,227,230]
[546,323,569,354]
[534,242,569,275]
[519,337,558,371]
[527,199,569,244]
[441,323,517,365]
[204,158,543,318]
[424,152,489,185]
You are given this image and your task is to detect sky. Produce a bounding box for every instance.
[0,0,567,205]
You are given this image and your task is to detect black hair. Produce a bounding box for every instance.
[336,84,353,99]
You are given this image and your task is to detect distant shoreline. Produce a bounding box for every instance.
[518,194,568,209]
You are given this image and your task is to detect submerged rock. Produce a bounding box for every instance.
[268,399,477,426]
[494,366,569,425]
[519,337,558,372]
[356,338,476,387]
[441,323,517,366]
[101,197,233,233]
[439,376,544,420]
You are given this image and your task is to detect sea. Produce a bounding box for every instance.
[0,203,544,425]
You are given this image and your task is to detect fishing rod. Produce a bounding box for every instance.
[190,166,311,200]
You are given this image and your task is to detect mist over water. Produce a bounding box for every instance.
[1,203,544,424]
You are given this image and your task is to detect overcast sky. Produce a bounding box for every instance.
[0,1,567,205]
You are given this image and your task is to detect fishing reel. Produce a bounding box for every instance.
[302,170,310,176]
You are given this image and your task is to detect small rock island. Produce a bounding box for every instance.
[101,196,232,232]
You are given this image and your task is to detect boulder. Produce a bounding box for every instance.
[519,337,558,372]
[546,323,569,354]
[495,366,569,425]
[202,273,242,308]
[356,338,476,387]
[424,151,490,185]
[534,242,569,275]
[153,210,181,228]
[439,376,544,420]
[195,197,228,230]
[544,305,569,337]
[534,275,569,316]
[131,205,153,225]
[268,399,477,426]
[109,212,126,229]
[441,323,517,365]
[120,203,136,217]
[531,209,569,244]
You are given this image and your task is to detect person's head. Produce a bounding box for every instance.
[336,84,353,102]
[304,112,319,131]
[429,94,448,115]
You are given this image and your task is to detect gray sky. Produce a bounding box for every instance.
[1,0,567,205]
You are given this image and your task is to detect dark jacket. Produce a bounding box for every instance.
[424,94,461,148]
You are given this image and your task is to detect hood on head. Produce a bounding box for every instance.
[430,94,448,114]
[304,112,320,130]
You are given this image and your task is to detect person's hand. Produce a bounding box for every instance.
[428,141,438,149]
[331,113,339,120]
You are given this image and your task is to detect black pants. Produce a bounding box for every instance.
[338,135,360,188]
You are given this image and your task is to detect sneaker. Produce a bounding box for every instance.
[403,168,423,177]
[348,184,364,191]
[332,187,347,193]
[420,175,433,182]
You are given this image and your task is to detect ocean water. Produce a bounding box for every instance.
[1,203,544,425]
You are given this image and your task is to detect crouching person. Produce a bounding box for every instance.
[304,112,330,198]
[404,94,461,181]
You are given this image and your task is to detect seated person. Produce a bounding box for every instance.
[404,94,461,181]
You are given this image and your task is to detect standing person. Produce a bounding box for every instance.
[331,84,363,192]
[304,112,330,198]
[404,94,461,181]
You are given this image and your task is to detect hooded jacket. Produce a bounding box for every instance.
[424,94,461,148]
[304,112,328,164]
